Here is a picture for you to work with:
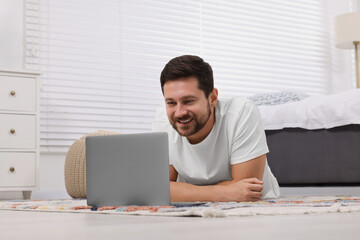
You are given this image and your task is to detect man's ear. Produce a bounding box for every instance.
[209,88,218,108]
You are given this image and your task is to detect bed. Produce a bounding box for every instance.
[252,89,360,186]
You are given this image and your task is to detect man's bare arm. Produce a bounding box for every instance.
[170,165,224,202]
[216,154,266,186]
[169,155,266,202]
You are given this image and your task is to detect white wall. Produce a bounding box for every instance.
[0,0,24,69]
[39,153,68,193]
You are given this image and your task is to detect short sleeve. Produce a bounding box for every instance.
[230,101,269,165]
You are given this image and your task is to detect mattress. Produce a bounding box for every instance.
[265,124,360,186]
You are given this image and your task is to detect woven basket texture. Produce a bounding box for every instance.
[64,130,120,198]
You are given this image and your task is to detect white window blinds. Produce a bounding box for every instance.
[25,0,354,152]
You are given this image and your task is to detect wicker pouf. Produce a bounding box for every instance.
[64,130,120,198]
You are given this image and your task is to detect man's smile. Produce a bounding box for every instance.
[177,118,193,124]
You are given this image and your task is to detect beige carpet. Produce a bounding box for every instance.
[1,195,360,217]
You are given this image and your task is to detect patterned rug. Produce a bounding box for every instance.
[1,195,360,218]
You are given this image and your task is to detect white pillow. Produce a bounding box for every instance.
[248,90,308,106]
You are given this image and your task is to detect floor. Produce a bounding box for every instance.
[1,187,360,240]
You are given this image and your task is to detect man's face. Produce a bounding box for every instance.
[163,77,212,138]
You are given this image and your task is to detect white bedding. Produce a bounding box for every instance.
[258,89,360,130]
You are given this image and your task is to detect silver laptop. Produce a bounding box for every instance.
[86,132,172,207]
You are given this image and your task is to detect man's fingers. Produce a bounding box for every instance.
[250,192,263,201]
[242,177,263,185]
[244,191,262,202]
[249,183,263,192]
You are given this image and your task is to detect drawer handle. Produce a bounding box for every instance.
[10,90,16,96]
[10,167,15,173]
[10,128,16,134]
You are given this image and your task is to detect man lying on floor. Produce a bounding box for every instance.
[153,55,280,202]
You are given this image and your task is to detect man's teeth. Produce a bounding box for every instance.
[179,119,192,123]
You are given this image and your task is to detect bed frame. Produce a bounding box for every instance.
[265,124,360,186]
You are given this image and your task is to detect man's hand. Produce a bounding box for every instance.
[224,178,263,202]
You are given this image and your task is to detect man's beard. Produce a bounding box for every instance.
[170,102,212,137]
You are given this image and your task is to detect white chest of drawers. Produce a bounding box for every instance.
[0,70,41,199]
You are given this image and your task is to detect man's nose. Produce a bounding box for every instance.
[175,104,188,117]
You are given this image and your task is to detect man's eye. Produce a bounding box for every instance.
[184,100,194,104]
[167,102,176,106]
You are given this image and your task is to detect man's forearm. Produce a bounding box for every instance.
[170,177,264,202]
[215,180,235,186]
[170,181,227,202]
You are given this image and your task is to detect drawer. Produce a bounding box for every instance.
[0,75,36,112]
[0,152,36,187]
[0,114,36,149]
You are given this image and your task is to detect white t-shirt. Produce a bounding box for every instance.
[152,97,280,199]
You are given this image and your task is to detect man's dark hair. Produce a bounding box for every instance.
[160,55,214,98]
